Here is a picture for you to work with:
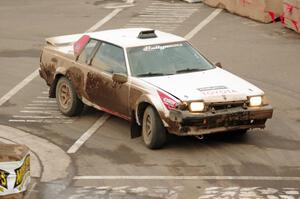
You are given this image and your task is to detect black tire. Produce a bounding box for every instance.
[56,77,83,116]
[142,106,167,149]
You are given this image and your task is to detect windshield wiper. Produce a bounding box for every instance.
[137,72,172,77]
[176,68,205,74]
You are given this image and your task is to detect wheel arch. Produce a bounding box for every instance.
[135,94,166,127]
[49,72,65,98]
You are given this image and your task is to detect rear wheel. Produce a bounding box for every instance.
[142,106,167,149]
[56,77,83,116]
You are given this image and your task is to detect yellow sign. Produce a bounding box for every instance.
[14,155,30,188]
[0,169,9,190]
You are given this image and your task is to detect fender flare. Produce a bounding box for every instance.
[134,94,167,126]
[49,67,67,98]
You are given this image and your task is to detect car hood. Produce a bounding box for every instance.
[140,68,264,102]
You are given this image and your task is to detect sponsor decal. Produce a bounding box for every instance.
[14,155,30,189]
[0,169,9,191]
[143,43,183,51]
[197,86,237,96]
[197,86,228,91]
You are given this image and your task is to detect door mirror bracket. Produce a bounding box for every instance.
[215,62,222,68]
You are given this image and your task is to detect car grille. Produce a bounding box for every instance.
[182,117,266,129]
[209,101,245,111]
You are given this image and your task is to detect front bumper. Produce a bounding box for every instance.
[168,105,273,136]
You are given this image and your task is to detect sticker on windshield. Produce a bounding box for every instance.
[143,43,183,51]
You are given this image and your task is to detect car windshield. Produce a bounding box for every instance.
[127,42,214,77]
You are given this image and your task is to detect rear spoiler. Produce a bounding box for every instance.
[45,33,84,46]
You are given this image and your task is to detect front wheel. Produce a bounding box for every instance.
[142,106,167,149]
[56,77,83,116]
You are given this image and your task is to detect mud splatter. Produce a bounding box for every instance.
[66,67,85,98]
[40,63,56,85]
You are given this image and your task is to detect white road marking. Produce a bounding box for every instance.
[124,1,199,32]
[86,8,123,32]
[9,119,73,123]
[20,110,60,114]
[185,8,223,40]
[27,103,58,106]
[200,187,300,198]
[13,115,68,119]
[23,182,37,199]
[0,69,39,106]
[73,176,300,181]
[67,113,110,154]
[32,100,56,103]
[9,119,26,122]
[24,107,58,110]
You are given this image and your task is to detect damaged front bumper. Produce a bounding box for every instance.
[168,105,273,136]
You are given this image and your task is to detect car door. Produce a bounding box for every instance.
[70,38,100,100]
[85,42,130,119]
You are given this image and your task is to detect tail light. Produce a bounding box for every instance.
[157,91,177,110]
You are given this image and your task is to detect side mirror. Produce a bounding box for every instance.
[112,73,128,84]
[215,62,222,68]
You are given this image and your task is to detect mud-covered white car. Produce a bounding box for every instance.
[40,28,273,149]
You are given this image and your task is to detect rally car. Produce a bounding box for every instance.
[39,28,273,149]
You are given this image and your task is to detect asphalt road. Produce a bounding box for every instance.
[0,0,300,198]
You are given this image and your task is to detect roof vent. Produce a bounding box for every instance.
[137,30,157,39]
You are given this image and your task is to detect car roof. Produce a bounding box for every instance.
[87,28,186,48]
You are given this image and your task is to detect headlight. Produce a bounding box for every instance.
[249,96,262,107]
[189,102,205,112]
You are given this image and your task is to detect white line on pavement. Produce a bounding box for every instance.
[185,8,222,40]
[86,8,123,32]
[20,110,60,114]
[9,119,73,123]
[0,69,39,107]
[73,176,300,181]
[13,115,68,119]
[32,100,56,103]
[24,107,58,110]
[27,103,58,106]
[67,113,110,154]
[23,182,37,199]
[0,5,126,108]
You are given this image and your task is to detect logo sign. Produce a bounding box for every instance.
[197,86,237,96]
[0,169,9,191]
[14,155,30,189]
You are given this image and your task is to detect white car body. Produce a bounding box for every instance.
[40,28,273,144]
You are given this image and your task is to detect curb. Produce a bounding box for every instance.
[0,125,71,183]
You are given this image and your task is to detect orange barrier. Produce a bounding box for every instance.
[203,0,283,23]
[282,0,300,32]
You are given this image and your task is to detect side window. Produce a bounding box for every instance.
[78,39,98,63]
[91,42,127,74]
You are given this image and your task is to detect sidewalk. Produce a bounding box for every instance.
[0,125,73,199]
